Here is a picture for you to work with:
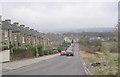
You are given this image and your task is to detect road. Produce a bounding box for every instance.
[3,43,87,75]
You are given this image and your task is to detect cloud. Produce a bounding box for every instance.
[2,2,118,32]
[0,0,119,2]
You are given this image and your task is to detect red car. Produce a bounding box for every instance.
[60,51,67,56]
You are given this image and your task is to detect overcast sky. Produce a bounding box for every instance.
[1,0,118,32]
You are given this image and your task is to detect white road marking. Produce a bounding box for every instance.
[81,59,92,75]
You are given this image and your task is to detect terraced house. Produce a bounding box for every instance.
[11,22,21,48]
[2,19,13,49]
[0,18,66,62]
[1,18,65,52]
[29,29,37,46]
[0,16,2,50]
[1,19,43,49]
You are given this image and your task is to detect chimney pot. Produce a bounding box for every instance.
[30,29,34,30]
[13,22,19,26]
[20,25,25,27]
[26,27,29,29]
[5,19,11,24]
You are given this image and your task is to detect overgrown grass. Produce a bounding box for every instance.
[101,42,118,54]
[87,52,118,75]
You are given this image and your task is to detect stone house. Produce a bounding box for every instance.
[11,22,21,48]
[1,18,53,50]
[1,20,13,49]
[29,29,36,46]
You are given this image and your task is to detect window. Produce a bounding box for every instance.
[22,37,25,43]
[4,31,8,40]
[34,39,35,44]
[14,33,17,41]
[28,36,30,43]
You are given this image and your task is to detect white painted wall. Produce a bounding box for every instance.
[0,50,10,62]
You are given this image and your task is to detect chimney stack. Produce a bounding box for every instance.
[13,22,19,26]
[35,30,37,32]
[5,19,11,24]
[30,29,34,30]
[20,25,25,27]
[26,27,29,29]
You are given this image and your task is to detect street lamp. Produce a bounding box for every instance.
[42,34,45,50]
[35,31,39,57]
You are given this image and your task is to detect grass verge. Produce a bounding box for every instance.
[80,51,119,75]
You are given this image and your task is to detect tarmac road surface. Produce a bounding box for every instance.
[3,43,87,75]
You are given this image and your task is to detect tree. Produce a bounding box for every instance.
[71,40,74,43]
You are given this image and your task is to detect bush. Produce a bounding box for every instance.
[27,46,36,55]
[101,42,118,54]
[79,39,101,47]
[37,45,44,56]
[2,45,8,50]
[27,46,36,51]
[53,49,59,53]
[44,50,49,55]
[9,44,13,49]
[49,50,53,55]
[13,48,27,54]
[2,44,13,50]
[57,49,61,52]
[57,42,71,52]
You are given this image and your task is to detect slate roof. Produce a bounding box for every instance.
[37,32,43,38]
[29,29,37,37]
[18,25,26,34]
[2,21,12,30]
[2,20,42,37]
[18,25,32,36]
[24,27,32,36]
[11,24,20,32]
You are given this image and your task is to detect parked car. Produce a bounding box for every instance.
[66,50,74,56]
[60,51,67,56]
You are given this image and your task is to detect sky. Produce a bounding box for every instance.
[0,0,119,32]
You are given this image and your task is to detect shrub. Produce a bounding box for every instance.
[13,48,27,54]
[49,50,53,55]
[44,50,49,55]
[27,46,36,51]
[27,46,36,56]
[9,44,13,49]
[109,43,118,53]
[2,45,8,50]
[101,42,118,54]
[37,45,44,56]
[57,42,71,52]
[2,44,13,50]
[53,49,59,53]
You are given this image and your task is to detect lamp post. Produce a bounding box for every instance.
[8,29,10,49]
[35,31,39,57]
[42,34,45,50]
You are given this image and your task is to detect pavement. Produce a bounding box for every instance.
[2,53,59,70]
[2,43,87,75]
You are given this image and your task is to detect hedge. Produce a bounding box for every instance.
[2,44,13,50]
[13,48,27,54]
[57,42,71,52]
[37,45,44,56]
[44,50,49,55]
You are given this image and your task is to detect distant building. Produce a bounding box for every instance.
[64,37,72,43]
